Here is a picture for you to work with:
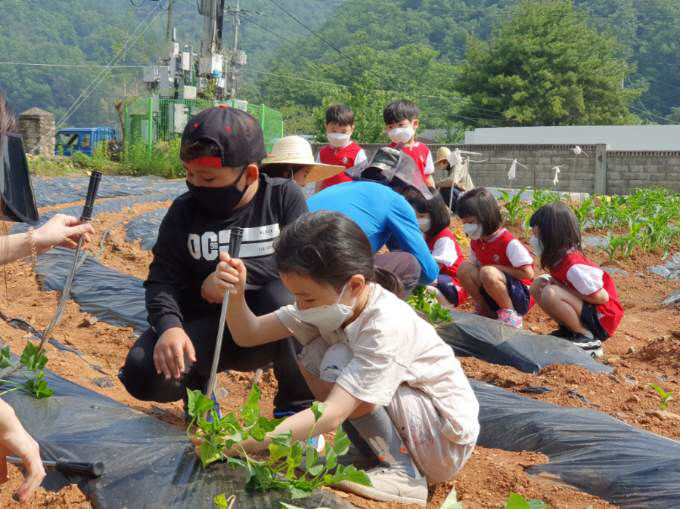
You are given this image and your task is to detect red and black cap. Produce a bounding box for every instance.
[181,105,267,167]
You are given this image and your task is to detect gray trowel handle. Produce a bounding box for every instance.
[205,227,244,397]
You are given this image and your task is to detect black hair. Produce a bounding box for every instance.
[402,187,451,238]
[456,187,503,236]
[275,211,403,296]
[180,138,221,162]
[383,100,419,125]
[325,104,354,126]
[261,163,306,180]
[529,202,582,269]
[0,93,15,134]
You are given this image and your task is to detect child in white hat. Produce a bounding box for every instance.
[262,136,345,188]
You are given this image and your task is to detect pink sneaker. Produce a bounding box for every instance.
[497,308,523,328]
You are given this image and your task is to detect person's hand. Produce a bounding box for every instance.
[201,253,247,304]
[0,401,46,503]
[33,214,95,253]
[153,327,196,380]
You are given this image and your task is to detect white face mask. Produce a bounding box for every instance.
[463,223,482,240]
[290,283,355,335]
[417,216,431,232]
[530,235,543,257]
[388,126,415,144]
[327,132,351,148]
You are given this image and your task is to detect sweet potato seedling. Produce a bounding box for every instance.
[407,286,452,325]
[0,343,54,399]
[649,384,673,411]
[187,384,370,499]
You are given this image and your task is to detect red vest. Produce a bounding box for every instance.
[470,229,533,286]
[388,142,430,180]
[318,142,363,190]
[550,251,624,336]
[427,228,464,279]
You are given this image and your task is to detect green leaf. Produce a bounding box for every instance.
[305,445,319,473]
[226,457,247,470]
[325,448,337,471]
[311,400,326,422]
[20,342,47,371]
[288,485,314,499]
[187,389,214,419]
[335,464,371,486]
[246,463,274,492]
[333,426,351,456]
[0,346,12,369]
[241,384,261,426]
[268,442,290,463]
[440,487,465,509]
[505,493,549,509]
[213,493,232,509]
[198,441,222,467]
[307,464,324,477]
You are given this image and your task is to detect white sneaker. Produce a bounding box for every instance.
[335,467,427,506]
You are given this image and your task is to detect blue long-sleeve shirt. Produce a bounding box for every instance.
[307,181,439,284]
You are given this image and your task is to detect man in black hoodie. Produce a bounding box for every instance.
[119,106,312,416]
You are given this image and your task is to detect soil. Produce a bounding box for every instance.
[0,199,678,508]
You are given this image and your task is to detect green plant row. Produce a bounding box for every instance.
[499,188,679,260]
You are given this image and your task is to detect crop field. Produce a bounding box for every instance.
[0,178,678,509]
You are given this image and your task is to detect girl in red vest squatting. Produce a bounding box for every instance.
[403,188,467,308]
[528,203,623,358]
[457,188,535,328]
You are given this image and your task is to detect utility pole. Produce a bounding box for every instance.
[165,0,174,42]
[224,1,260,99]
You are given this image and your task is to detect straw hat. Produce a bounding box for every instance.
[435,146,451,165]
[262,136,345,183]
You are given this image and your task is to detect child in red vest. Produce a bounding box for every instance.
[457,188,535,328]
[528,203,623,358]
[404,188,467,307]
[316,104,367,192]
[384,100,435,188]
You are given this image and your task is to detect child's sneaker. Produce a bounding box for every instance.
[569,332,603,358]
[497,308,523,329]
[334,467,427,506]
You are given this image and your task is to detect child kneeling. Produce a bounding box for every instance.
[529,203,624,358]
[217,211,479,506]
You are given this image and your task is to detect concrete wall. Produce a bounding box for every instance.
[17,109,55,157]
[312,142,680,194]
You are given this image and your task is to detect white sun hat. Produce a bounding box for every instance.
[435,146,451,165]
[262,136,345,183]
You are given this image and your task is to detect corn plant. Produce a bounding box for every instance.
[650,384,673,411]
[187,385,370,499]
[499,189,528,227]
[571,196,594,229]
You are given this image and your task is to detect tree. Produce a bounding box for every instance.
[455,0,642,127]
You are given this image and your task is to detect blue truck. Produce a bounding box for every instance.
[55,127,118,157]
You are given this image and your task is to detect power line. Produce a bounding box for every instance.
[57,4,164,128]
[0,62,144,69]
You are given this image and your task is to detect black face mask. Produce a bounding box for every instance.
[0,133,39,225]
[186,166,249,217]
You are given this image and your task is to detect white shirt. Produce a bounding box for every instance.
[275,283,480,445]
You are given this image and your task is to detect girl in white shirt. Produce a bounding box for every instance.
[213,211,479,506]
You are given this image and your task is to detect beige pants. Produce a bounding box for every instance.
[299,338,476,483]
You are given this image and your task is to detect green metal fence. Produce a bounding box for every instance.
[124,96,284,158]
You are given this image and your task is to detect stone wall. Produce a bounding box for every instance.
[606,151,680,195]
[312,142,680,194]
[17,108,55,157]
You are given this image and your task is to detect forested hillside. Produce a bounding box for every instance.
[0,0,341,126]
[257,0,680,137]
[1,0,679,131]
